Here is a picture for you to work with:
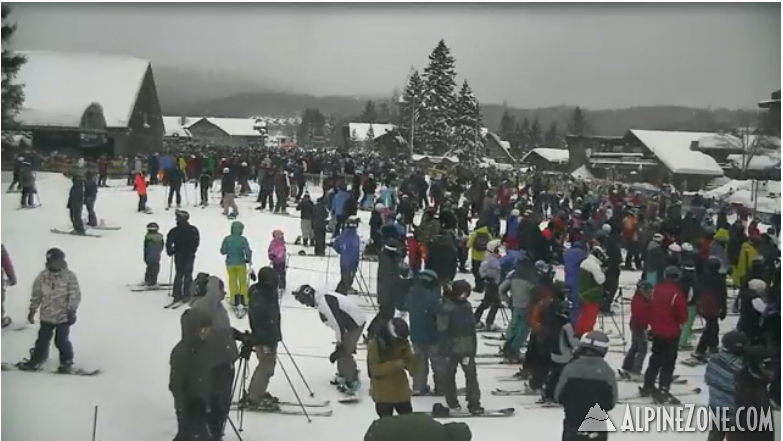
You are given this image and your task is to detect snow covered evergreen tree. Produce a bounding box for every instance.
[453,80,482,159]
[420,40,457,155]
[399,70,425,152]
[1,5,26,127]
[365,124,376,151]
[528,117,542,149]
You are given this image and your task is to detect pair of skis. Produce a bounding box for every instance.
[231,398,333,417]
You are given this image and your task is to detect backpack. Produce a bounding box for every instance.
[473,231,489,251]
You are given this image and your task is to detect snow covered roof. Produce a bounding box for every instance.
[485,132,516,162]
[348,123,396,141]
[521,148,569,164]
[726,154,781,171]
[15,50,150,129]
[697,133,781,152]
[204,117,266,137]
[630,130,724,176]
[162,116,202,138]
[571,164,595,180]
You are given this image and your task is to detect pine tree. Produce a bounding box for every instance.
[361,100,378,123]
[452,80,483,159]
[1,5,26,127]
[399,70,425,152]
[515,118,531,152]
[528,117,542,149]
[567,106,589,136]
[349,129,360,151]
[498,110,516,145]
[365,124,376,151]
[544,122,561,148]
[420,39,457,155]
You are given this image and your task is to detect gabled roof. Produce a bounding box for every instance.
[348,123,396,141]
[629,129,723,176]
[485,132,516,163]
[521,148,569,164]
[204,117,266,137]
[15,50,150,128]
[162,116,202,137]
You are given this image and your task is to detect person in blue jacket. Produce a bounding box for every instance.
[563,241,586,324]
[331,185,351,237]
[406,269,442,396]
[332,216,361,294]
[505,209,520,250]
[499,248,525,280]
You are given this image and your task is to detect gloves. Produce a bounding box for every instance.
[67,310,77,325]
[329,343,342,364]
[249,267,257,282]
[239,342,253,360]
[27,310,35,325]
[719,309,727,321]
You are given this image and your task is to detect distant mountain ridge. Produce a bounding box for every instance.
[156,78,756,136]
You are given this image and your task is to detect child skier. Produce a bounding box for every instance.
[542,293,579,403]
[367,317,418,417]
[620,280,652,381]
[143,222,165,287]
[555,330,618,441]
[268,229,287,292]
[475,239,503,331]
[220,221,254,316]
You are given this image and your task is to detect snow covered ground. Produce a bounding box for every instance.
[1,172,779,441]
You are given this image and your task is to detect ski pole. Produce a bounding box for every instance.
[276,354,312,423]
[91,405,99,441]
[279,339,315,397]
[167,257,175,297]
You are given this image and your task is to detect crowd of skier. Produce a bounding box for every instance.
[2,147,781,441]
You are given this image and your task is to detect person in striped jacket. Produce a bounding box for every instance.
[704,330,745,441]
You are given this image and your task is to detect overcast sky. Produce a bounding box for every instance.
[8,3,780,109]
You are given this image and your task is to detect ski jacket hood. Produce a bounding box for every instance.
[230,220,245,235]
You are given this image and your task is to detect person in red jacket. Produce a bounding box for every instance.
[620,280,652,381]
[641,266,688,403]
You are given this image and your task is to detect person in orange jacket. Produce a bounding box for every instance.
[134,171,149,213]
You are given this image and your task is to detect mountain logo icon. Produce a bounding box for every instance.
[578,404,617,432]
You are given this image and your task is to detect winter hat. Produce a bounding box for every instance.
[272,229,284,240]
[748,279,768,293]
[418,269,438,286]
[257,267,277,287]
[486,240,502,253]
[681,242,694,253]
[714,228,730,242]
[668,243,681,253]
[510,209,520,217]
[374,203,385,211]
[652,233,664,242]
[664,265,681,279]
[601,224,612,233]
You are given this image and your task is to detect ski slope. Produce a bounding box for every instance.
[1,172,779,441]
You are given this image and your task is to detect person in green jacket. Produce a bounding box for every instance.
[364,412,472,441]
[220,221,254,310]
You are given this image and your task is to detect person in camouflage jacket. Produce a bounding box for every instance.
[19,248,82,372]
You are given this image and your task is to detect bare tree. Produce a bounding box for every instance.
[719,112,777,178]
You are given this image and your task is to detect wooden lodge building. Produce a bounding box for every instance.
[12,51,165,157]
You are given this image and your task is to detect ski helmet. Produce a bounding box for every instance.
[193,273,211,298]
[578,330,610,357]
[591,246,608,262]
[681,242,694,253]
[146,222,159,232]
[387,317,410,340]
[486,239,502,254]
[46,247,66,264]
[418,269,438,287]
[292,284,317,307]
[534,260,552,277]
[346,216,359,228]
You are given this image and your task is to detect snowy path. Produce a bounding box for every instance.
[1,173,779,441]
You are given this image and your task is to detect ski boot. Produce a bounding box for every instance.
[256,393,281,411]
[620,369,644,382]
[511,368,530,380]
[303,239,309,247]
[330,373,346,387]
[689,352,708,364]
[57,361,74,374]
[638,384,657,398]
[467,404,485,415]
[337,379,360,395]
[294,236,302,245]
[16,356,43,372]
[653,388,681,405]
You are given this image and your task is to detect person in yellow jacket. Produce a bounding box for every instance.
[466,224,491,293]
[732,237,758,287]
[178,156,187,177]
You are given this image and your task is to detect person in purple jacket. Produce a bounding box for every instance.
[563,241,586,324]
[2,244,17,327]
[332,217,361,294]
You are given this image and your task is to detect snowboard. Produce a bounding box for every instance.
[431,407,515,418]
[51,228,102,238]
[1,362,100,376]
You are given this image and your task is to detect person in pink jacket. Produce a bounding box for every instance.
[2,244,17,327]
[267,230,288,291]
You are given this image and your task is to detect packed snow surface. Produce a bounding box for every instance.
[2,172,779,441]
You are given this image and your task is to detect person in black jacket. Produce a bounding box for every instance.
[196,170,212,207]
[167,166,184,209]
[242,267,282,410]
[312,197,329,256]
[169,308,213,441]
[166,210,200,303]
[296,193,315,247]
[67,176,86,235]
[555,330,618,441]
[83,171,99,227]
